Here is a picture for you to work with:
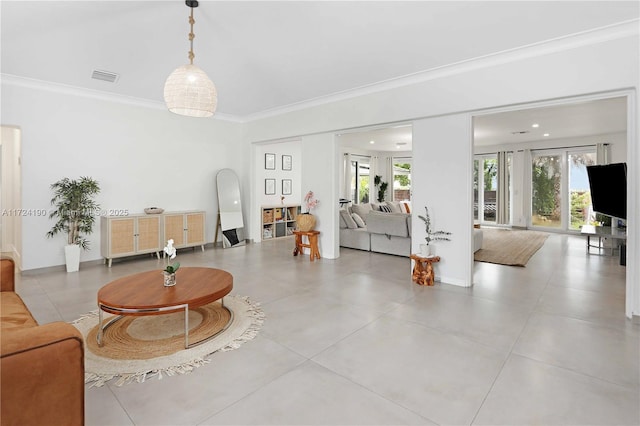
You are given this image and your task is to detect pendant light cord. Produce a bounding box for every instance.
[188,7,195,64]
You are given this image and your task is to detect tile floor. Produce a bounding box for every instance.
[16,234,640,425]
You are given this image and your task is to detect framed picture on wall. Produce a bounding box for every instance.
[282,155,292,171]
[265,153,276,170]
[265,178,276,195]
[282,179,292,195]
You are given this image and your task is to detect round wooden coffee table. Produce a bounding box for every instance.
[97,267,233,349]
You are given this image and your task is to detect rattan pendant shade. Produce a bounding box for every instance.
[164,64,217,117]
[163,1,217,118]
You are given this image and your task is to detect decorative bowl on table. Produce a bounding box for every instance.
[144,207,164,214]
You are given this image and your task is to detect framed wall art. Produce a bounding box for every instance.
[282,155,292,171]
[282,179,292,195]
[265,178,276,195]
[265,153,276,170]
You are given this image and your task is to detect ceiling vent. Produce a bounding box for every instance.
[510,130,530,135]
[91,69,119,83]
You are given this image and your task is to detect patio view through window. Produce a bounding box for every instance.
[531,148,596,230]
[393,158,411,201]
[350,156,370,204]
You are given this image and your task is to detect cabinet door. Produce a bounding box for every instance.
[137,216,161,253]
[164,215,185,247]
[186,213,205,245]
[109,218,135,256]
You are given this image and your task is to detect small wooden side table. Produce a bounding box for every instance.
[410,254,441,286]
[293,230,321,261]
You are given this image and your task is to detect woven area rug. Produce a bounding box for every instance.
[474,228,549,267]
[72,295,264,387]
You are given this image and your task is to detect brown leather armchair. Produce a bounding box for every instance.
[1,258,85,426]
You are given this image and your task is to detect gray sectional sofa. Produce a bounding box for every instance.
[340,201,484,256]
[339,202,412,257]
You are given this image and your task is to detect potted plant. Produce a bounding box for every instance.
[297,191,319,231]
[46,177,100,272]
[162,239,180,286]
[417,206,451,256]
[374,175,388,202]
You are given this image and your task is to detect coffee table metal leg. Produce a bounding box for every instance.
[96,301,233,349]
[184,305,189,348]
[97,307,104,346]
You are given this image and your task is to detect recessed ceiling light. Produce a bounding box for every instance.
[369,140,375,144]
[543,133,550,137]
[532,123,540,128]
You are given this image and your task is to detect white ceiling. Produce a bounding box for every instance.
[2,1,638,119]
[473,96,628,146]
[338,96,627,152]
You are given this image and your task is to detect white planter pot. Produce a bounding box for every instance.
[64,244,80,272]
[420,244,435,257]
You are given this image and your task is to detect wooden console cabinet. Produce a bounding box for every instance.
[101,210,205,267]
[101,214,162,267]
[163,211,206,250]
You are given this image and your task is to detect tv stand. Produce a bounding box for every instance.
[580,225,627,257]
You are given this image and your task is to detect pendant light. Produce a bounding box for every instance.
[164,0,217,117]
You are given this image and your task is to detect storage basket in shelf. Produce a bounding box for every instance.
[263,209,274,223]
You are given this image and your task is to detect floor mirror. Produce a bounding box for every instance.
[215,169,246,248]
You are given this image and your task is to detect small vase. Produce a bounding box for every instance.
[420,244,434,257]
[163,271,176,287]
[297,213,316,231]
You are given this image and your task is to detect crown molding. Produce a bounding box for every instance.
[243,19,639,122]
[0,74,243,123]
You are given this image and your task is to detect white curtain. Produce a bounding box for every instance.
[343,153,352,201]
[496,151,509,225]
[596,143,610,165]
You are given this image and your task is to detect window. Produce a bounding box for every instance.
[393,157,411,201]
[474,153,512,224]
[350,156,371,204]
[530,147,596,231]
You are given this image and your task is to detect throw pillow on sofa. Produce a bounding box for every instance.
[351,213,366,228]
[385,201,401,213]
[379,204,392,213]
[340,209,358,229]
[351,203,372,223]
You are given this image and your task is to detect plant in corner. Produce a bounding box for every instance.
[417,206,451,256]
[46,176,100,272]
[374,175,388,203]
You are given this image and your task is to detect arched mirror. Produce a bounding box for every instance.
[216,169,246,248]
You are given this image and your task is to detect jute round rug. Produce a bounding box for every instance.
[72,295,264,387]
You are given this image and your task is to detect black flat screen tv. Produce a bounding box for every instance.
[586,162,627,220]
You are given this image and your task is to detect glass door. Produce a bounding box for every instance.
[350,156,371,204]
[393,157,411,201]
[531,152,562,228]
[530,147,596,231]
[568,150,596,230]
[474,154,498,224]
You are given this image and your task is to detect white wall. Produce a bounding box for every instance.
[252,139,302,241]
[301,133,339,259]
[413,115,473,286]
[1,84,244,270]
